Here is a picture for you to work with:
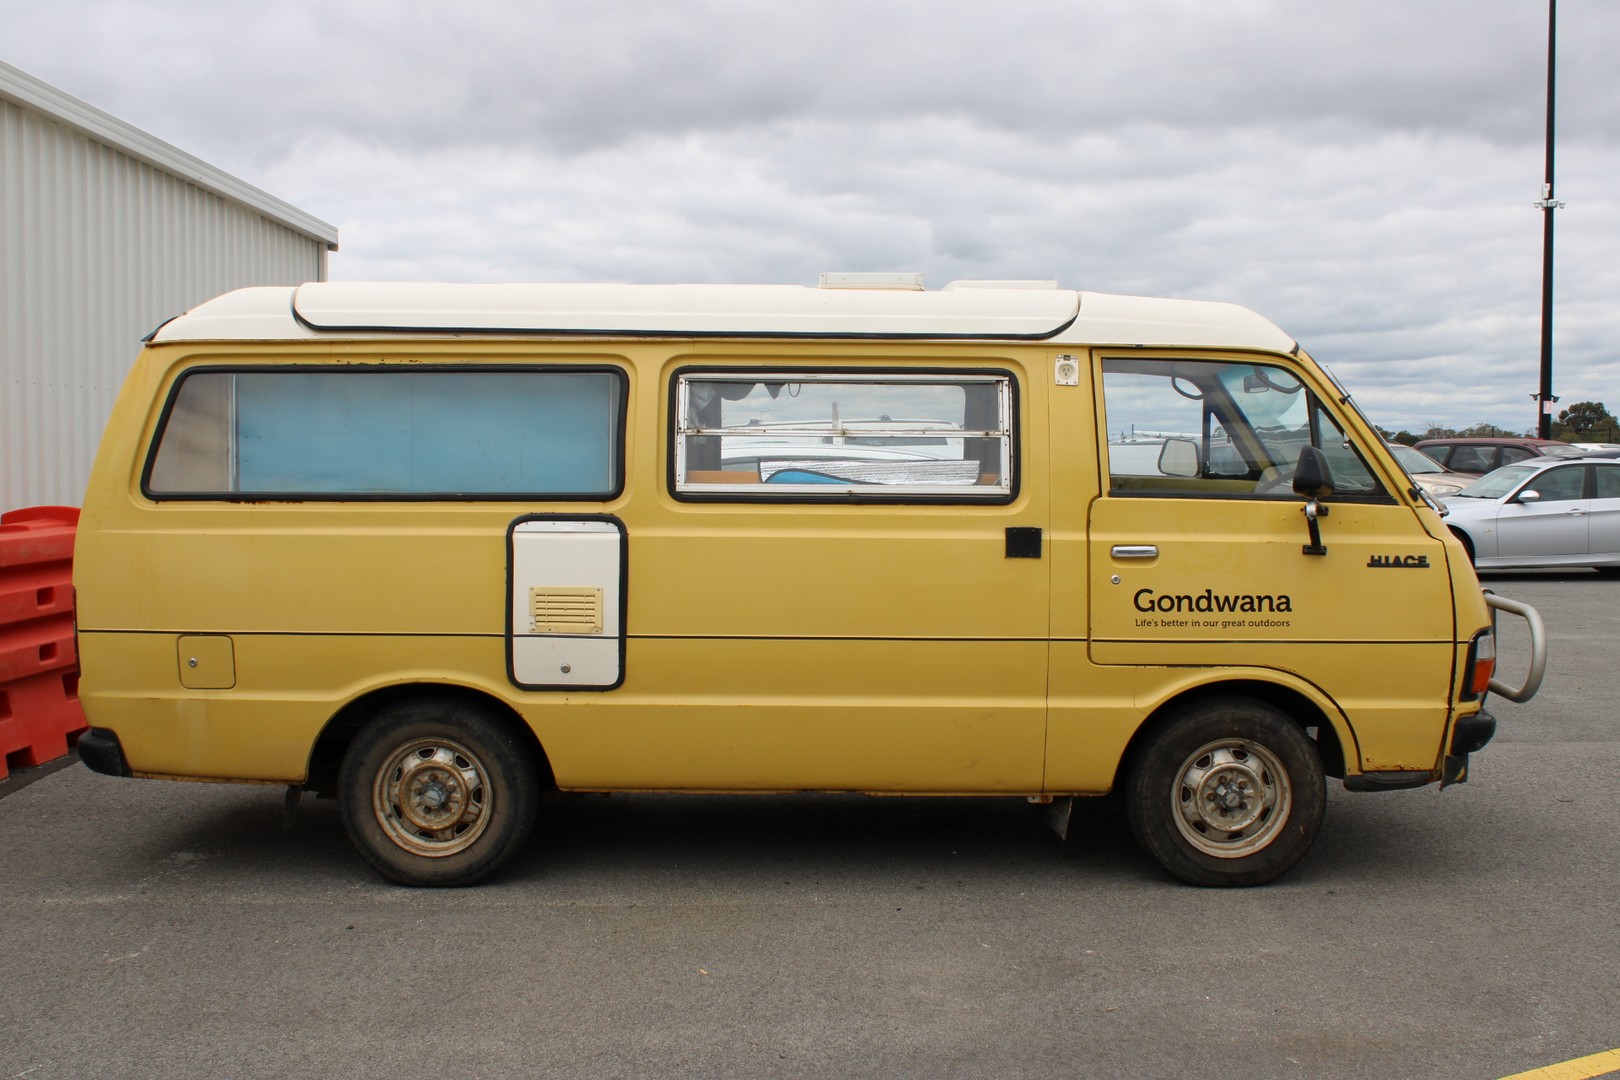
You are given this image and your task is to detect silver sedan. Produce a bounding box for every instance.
[1441,456,1620,571]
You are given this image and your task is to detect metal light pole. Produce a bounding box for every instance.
[1533,0,1564,438]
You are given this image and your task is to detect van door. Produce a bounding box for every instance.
[1083,354,1458,772]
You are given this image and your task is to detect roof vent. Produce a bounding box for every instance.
[818,272,926,291]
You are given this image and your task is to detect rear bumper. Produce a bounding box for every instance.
[1442,707,1497,787]
[78,728,132,778]
[1450,709,1498,756]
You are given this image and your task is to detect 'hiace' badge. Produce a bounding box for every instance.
[1367,554,1431,568]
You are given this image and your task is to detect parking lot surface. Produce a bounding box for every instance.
[2,571,1616,1079]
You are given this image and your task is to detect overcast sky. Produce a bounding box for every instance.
[8,0,1618,434]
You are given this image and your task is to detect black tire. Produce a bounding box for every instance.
[339,696,541,887]
[1125,696,1325,887]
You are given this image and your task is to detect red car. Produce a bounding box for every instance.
[1412,437,1585,475]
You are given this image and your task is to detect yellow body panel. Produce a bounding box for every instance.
[78,631,508,779]
[74,329,1492,797]
[80,631,1047,789]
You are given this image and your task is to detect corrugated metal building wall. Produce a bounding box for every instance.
[1,61,338,511]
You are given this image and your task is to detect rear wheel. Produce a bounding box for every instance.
[339,697,540,886]
[1126,697,1325,887]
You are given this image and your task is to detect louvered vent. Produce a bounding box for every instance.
[530,587,604,634]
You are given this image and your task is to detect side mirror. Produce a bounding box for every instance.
[1292,445,1336,499]
[1293,446,1335,556]
[1516,489,1542,504]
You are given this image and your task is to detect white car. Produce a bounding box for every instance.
[1440,456,1620,571]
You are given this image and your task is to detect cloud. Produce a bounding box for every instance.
[7,0,1618,432]
[19,0,1611,152]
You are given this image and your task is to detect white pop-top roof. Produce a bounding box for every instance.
[148,280,1298,352]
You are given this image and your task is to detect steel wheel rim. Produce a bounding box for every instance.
[372,736,492,858]
[1170,738,1292,858]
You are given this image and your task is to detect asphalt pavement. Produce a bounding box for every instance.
[2,569,1615,1079]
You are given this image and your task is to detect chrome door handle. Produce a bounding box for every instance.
[1111,545,1159,559]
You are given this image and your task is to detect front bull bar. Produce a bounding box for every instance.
[1483,591,1547,703]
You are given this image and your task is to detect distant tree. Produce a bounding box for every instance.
[1461,422,1521,438]
[1416,421,1536,441]
[1556,401,1615,438]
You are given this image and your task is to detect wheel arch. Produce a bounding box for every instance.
[305,682,553,796]
[1447,524,1477,564]
[1114,676,1349,793]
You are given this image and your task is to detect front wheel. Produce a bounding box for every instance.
[1125,697,1325,887]
[339,697,541,886]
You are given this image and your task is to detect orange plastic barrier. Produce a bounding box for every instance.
[0,507,85,780]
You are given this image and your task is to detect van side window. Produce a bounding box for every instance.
[145,368,624,499]
[1101,358,1386,499]
[673,371,1013,500]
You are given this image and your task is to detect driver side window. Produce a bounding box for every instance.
[1100,357,1385,500]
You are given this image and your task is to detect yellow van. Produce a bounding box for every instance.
[73,275,1545,887]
